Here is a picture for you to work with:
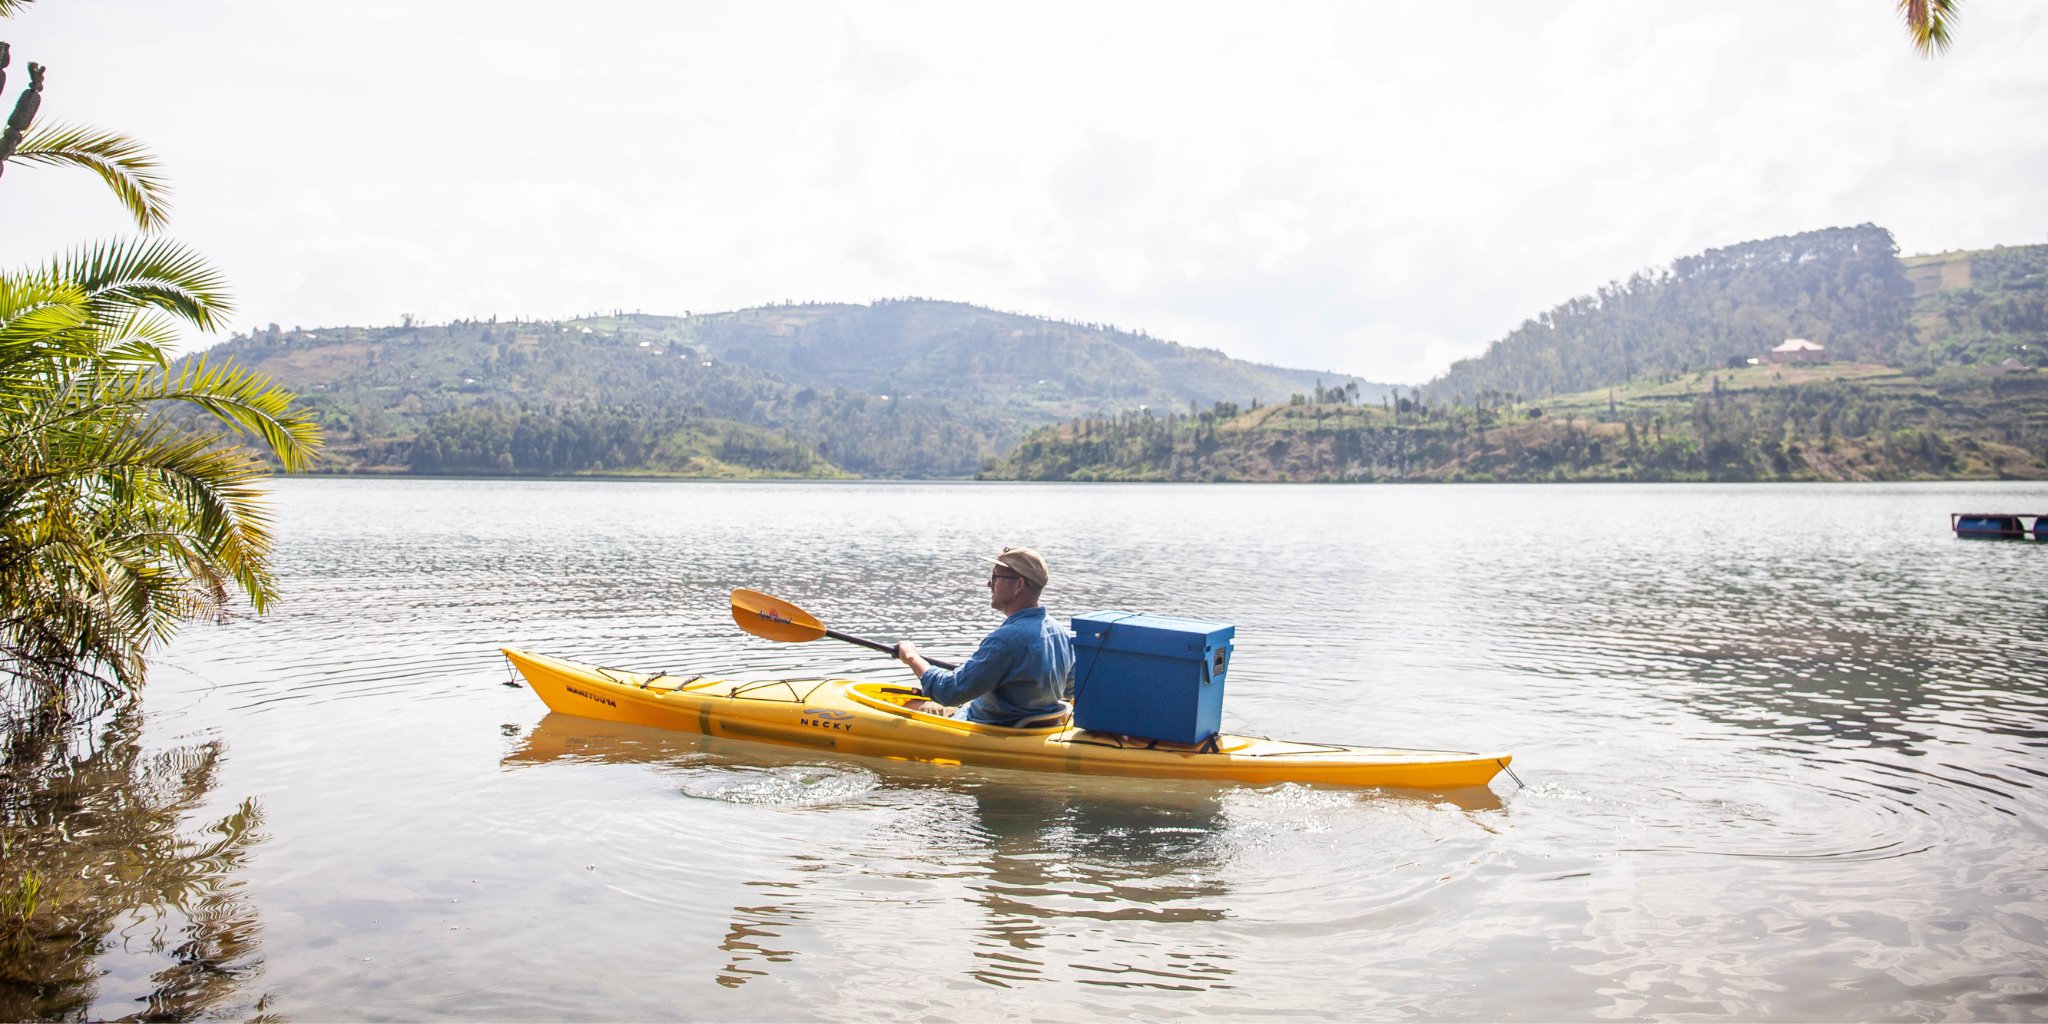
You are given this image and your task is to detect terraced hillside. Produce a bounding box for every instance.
[984,361,2048,483]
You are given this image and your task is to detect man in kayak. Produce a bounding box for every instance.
[896,545,1075,727]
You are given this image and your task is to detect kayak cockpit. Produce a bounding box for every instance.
[845,682,1075,734]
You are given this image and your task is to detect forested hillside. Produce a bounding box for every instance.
[983,362,2048,483]
[1424,227,2046,403]
[1900,245,2048,368]
[985,229,2048,483]
[690,300,1371,409]
[194,300,1379,478]
[404,407,848,479]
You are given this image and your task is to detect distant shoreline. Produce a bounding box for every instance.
[279,470,2048,486]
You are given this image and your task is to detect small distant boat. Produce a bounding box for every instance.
[1951,513,2047,540]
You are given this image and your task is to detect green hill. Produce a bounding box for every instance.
[983,230,2048,483]
[688,300,1373,411]
[197,300,1384,478]
[1424,227,2046,404]
[1899,245,2048,368]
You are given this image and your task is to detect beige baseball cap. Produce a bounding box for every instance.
[978,545,1049,589]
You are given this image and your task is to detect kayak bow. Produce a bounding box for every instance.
[502,648,1511,789]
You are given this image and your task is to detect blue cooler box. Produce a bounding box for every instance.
[1069,611,1235,745]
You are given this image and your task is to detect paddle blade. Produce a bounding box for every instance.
[731,589,827,644]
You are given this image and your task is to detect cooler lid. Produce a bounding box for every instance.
[1070,610,1235,657]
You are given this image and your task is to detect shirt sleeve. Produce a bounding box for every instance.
[920,634,1025,707]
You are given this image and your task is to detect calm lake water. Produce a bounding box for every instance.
[51,478,2048,1020]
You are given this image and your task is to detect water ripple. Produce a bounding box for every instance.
[674,763,881,806]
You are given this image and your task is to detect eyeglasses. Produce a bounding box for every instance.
[988,572,1024,583]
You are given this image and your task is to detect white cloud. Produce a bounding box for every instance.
[0,0,2041,383]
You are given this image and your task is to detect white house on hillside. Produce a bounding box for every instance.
[1768,338,1827,363]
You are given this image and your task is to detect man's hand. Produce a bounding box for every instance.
[896,640,933,678]
[895,641,944,713]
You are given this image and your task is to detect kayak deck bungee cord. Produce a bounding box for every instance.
[503,648,1512,789]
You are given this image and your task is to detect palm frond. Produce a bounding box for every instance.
[1899,0,1961,57]
[91,308,181,364]
[10,124,173,233]
[141,358,324,472]
[0,298,173,386]
[0,281,91,368]
[0,1,40,18]
[3,429,276,629]
[2,361,320,474]
[14,422,282,614]
[0,274,88,323]
[33,238,233,332]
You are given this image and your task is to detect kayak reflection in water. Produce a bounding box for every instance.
[896,545,1075,728]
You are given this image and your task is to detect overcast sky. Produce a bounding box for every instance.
[1,1,2042,383]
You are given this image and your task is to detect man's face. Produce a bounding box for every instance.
[988,569,1024,609]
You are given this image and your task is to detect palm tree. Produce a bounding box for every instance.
[0,6,295,1011]
[0,241,321,704]
[1899,0,1961,57]
[0,3,319,706]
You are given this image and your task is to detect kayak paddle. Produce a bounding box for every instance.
[729,588,959,669]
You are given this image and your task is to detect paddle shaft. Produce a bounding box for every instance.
[825,628,958,670]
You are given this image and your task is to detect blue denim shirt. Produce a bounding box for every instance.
[920,607,1074,726]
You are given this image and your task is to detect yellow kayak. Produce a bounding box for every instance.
[503,648,1513,789]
